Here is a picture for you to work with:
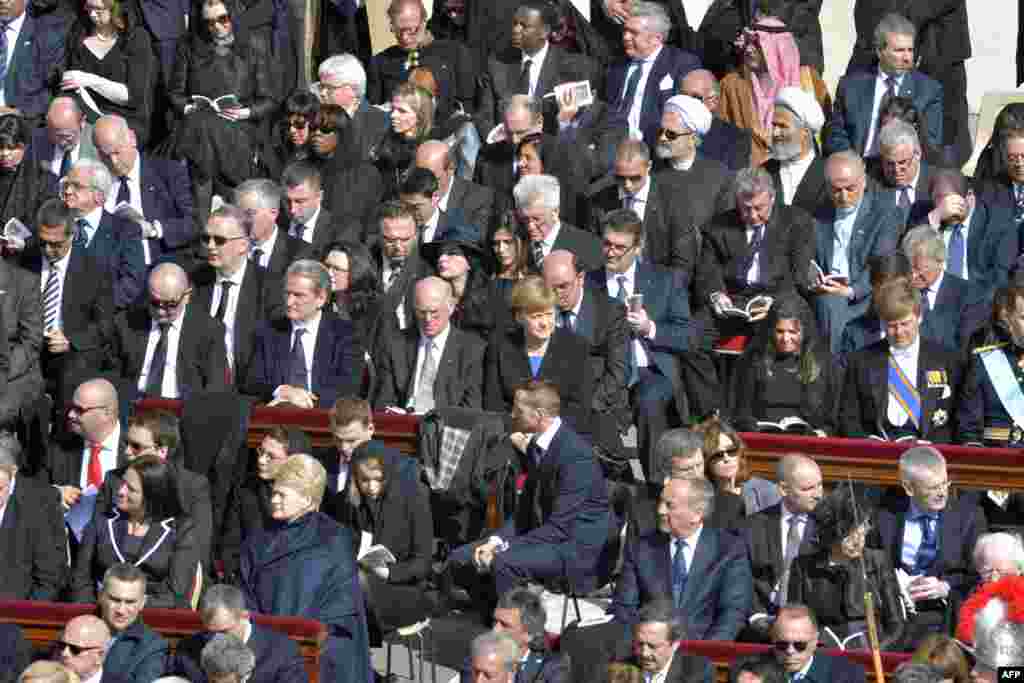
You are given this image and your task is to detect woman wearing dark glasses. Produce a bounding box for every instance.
[260,89,320,180]
[310,104,385,225]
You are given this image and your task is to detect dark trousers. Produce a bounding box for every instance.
[631,367,675,481]
[448,539,568,614]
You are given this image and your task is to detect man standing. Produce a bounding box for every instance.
[97,564,169,683]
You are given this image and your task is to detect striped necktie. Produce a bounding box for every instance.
[43,266,61,332]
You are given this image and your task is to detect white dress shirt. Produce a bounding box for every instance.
[40,250,72,331]
[105,158,151,263]
[669,155,696,171]
[0,474,16,527]
[605,261,652,368]
[422,208,440,244]
[138,309,186,398]
[778,152,816,206]
[291,206,322,244]
[79,424,120,490]
[887,334,921,427]
[408,323,451,412]
[251,228,278,269]
[50,140,82,177]
[0,13,26,107]
[619,177,651,221]
[831,202,862,279]
[210,262,247,368]
[623,46,663,140]
[521,41,550,97]
[288,311,322,391]
[78,207,104,246]
[681,0,713,31]
[864,69,905,157]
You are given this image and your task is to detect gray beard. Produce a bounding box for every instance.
[771,139,804,163]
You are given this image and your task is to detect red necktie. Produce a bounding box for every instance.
[87,443,103,489]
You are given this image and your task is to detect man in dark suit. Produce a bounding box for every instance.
[416,141,496,236]
[57,615,132,683]
[585,210,696,477]
[448,379,610,598]
[0,623,32,682]
[0,433,65,601]
[612,477,751,639]
[374,276,484,412]
[739,455,823,643]
[475,94,544,198]
[870,119,934,230]
[0,241,42,429]
[604,2,700,148]
[825,13,943,159]
[97,564,170,683]
[172,584,307,683]
[679,70,752,172]
[761,88,828,216]
[838,252,913,359]
[872,446,987,646]
[903,226,987,352]
[24,199,113,401]
[771,606,866,683]
[192,205,282,386]
[805,152,902,353]
[108,263,228,402]
[372,201,435,333]
[93,409,214,574]
[29,97,98,181]
[0,0,67,122]
[317,55,389,163]
[281,161,345,253]
[236,179,314,279]
[615,603,714,683]
[478,1,595,131]
[61,159,146,311]
[398,167,447,245]
[244,260,362,409]
[839,282,962,443]
[92,115,194,266]
[515,173,602,272]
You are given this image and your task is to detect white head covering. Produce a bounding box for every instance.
[774,87,825,133]
[663,95,712,135]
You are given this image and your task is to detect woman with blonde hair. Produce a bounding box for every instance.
[694,415,780,516]
[372,81,435,197]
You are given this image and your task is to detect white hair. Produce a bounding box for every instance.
[878,119,921,153]
[319,54,367,100]
[630,1,671,39]
[513,174,561,211]
[898,446,946,483]
[974,532,1024,572]
[73,158,114,198]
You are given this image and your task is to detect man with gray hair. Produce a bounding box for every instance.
[762,87,826,216]
[243,259,362,409]
[469,631,521,683]
[475,94,545,197]
[200,633,255,682]
[871,119,931,227]
[973,532,1024,586]
[826,13,943,160]
[60,158,145,310]
[513,174,602,272]
[317,54,388,161]
[108,262,228,400]
[171,584,307,683]
[902,224,986,351]
[235,179,313,277]
[875,445,986,646]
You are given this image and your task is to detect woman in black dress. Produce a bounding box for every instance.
[0,114,54,233]
[260,89,320,180]
[422,223,494,341]
[322,240,383,352]
[371,81,434,198]
[312,104,385,222]
[57,0,156,145]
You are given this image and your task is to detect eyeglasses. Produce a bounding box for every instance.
[657,127,693,142]
[125,440,155,452]
[710,446,739,460]
[59,179,90,193]
[205,13,230,26]
[773,640,811,653]
[314,125,337,135]
[199,232,248,247]
[149,291,189,310]
[602,239,636,255]
[287,119,309,129]
[68,403,108,416]
[57,641,101,656]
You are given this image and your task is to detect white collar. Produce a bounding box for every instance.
[927,269,945,296]
[421,322,451,352]
[890,332,921,359]
[633,44,663,66]
[541,222,561,248]
[302,205,322,229]
[669,155,696,171]
[82,206,104,230]
[522,41,549,65]
[217,259,247,285]
[292,310,323,334]
[533,416,562,451]
[674,524,702,550]
[4,13,26,36]
[607,259,638,284]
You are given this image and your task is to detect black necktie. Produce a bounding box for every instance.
[559,310,574,332]
[73,218,89,250]
[250,247,264,265]
[518,58,533,94]
[288,328,308,389]
[742,225,766,283]
[117,176,131,206]
[214,280,234,321]
[59,149,72,178]
[145,323,171,397]
[620,61,642,110]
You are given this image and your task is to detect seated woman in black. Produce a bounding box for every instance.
[422,223,494,341]
[486,210,529,302]
[71,454,199,608]
[730,296,834,434]
[0,114,54,233]
[260,89,320,180]
[311,104,384,221]
[167,0,276,195]
[335,448,433,639]
[322,240,384,353]
[56,0,156,145]
[371,81,433,199]
[786,485,905,651]
[485,275,593,434]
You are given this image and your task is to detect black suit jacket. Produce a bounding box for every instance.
[740,502,821,615]
[139,156,195,263]
[0,624,32,683]
[614,653,713,683]
[191,261,283,385]
[86,211,147,311]
[802,653,867,683]
[702,118,753,172]
[763,155,829,216]
[373,326,485,411]
[373,248,434,333]
[279,206,341,259]
[838,338,963,443]
[447,177,496,235]
[40,430,128,489]
[262,229,314,279]
[538,222,603,273]
[243,312,362,408]
[0,474,66,601]
[219,475,274,579]
[171,623,308,683]
[108,303,229,402]
[572,286,629,421]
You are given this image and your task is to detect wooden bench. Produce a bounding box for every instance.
[0,600,326,683]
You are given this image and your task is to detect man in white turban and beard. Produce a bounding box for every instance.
[761,87,827,216]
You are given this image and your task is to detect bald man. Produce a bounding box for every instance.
[373,276,484,413]
[92,115,194,266]
[679,70,752,172]
[108,263,228,401]
[415,140,495,235]
[58,615,130,683]
[29,97,97,180]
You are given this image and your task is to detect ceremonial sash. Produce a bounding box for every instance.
[979,347,1024,431]
[888,354,921,430]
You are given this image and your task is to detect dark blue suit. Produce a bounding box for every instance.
[604,46,701,148]
[610,528,751,641]
[4,14,67,120]
[460,650,568,683]
[243,312,363,408]
[958,337,1024,445]
[945,199,1019,298]
[85,211,147,311]
[825,69,943,156]
[702,118,752,172]
[802,653,867,683]
[137,156,195,263]
[135,0,189,83]
[104,619,169,683]
[807,190,901,352]
[171,623,309,683]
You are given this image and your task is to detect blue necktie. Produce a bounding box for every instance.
[672,539,688,607]
[1014,185,1024,224]
[0,23,10,94]
[116,176,131,206]
[946,223,966,278]
[619,61,642,111]
[616,275,639,386]
[73,218,89,250]
[288,328,308,389]
[913,513,939,573]
[742,225,765,283]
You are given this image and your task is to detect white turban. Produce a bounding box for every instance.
[663,95,712,136]
[774,87,825,133]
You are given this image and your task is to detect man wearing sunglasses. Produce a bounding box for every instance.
[772,606,865,683]
[56,615,130,683]
[107,262,228,402]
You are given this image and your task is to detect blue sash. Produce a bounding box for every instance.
[888,354,921,430]
[979,347,1024,430]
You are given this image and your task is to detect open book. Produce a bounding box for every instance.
[357,531,396,569]
[868,434,928,443]
[720,295,773,321]
[755,416,814,434]
[822,626,867,651]
[809,260,850,286]
[191,94,241,113]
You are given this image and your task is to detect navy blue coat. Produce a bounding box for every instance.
[138,156,195,264]
[825,69,943,156]
[5,14,67,120]
[948,199,1018,298]
[171,623,308,683]
[802,653,867,683]
[0,623,31,683]
[604,46,701,149]
[240,511,372,683]
[610,527,752,641]
[702,117,753,172]
[104,619,170,683]
[243,312,363,408]
[86,211,147,311]
[958,335,1024,445]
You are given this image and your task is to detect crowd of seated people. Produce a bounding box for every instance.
[2,0,1024,678]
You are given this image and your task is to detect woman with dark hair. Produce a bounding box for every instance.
[334,448,433,640]
[322,240,383,350]
[371,82,434,198]
[312,104,385,218]
[261,89,320,179]
[56,0,157,145]
[514,132,583,226]
[71,455,199,608]
[0,114,54,232]
[422,223,494,340]
[694,414,780,516]
[786,485,905,651]
[486,209,529,299]
[974,102,1024,188]
[167,0,276,197]
[730,296,835,433]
